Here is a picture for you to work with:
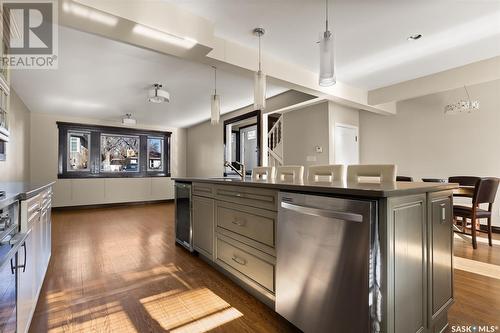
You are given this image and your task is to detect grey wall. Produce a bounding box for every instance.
[360,79,500,226]
[282,102,330,167]
[0,89,31,182]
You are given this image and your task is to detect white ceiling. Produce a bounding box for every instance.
[164,0,500,90]
[11,26,287,128]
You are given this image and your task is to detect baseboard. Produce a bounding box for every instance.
[52,199,173,211]
[479,224,500,234]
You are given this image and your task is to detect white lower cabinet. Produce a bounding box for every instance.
[17,230,35,333]
[18,187,52,333]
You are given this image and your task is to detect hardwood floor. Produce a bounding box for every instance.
[29,203,298,333]
[30,203,500,332]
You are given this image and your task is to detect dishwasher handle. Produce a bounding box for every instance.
[281,202,364,223]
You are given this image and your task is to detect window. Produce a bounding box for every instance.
[57,122,171,178]
[100,134,140,173]
[147,137,164,171]
[67,132,90,171]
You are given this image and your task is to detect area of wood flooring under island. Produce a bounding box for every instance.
[29,203,500,333]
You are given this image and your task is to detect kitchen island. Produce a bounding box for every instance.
[173,177,457,333]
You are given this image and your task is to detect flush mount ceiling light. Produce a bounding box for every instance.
[444,86,480,115]
[122,114,137,125]
[253,27,267,110]
[319,0,336,87]
[407,34,423,41]
[210,66,221,125]
[148,84,170,104]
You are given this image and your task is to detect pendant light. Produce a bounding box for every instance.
[210,66,221,125]
[253,27,266,110]
[319,0,336,87]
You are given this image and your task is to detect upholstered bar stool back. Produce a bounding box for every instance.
[307,165,345,183]
[276,166,304,183]
[347,164,397,184]
[251,166,276,181]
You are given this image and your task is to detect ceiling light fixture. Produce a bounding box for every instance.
[122,114,137,125]
[253,27,266,110]
[407,34,422,41]
[319,0,336,87]
[148,84,170,104]
[132,24,197,49]
[210,66,221,125]
[444,86,480,115]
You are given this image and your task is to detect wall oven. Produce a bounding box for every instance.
[0,200,27,333]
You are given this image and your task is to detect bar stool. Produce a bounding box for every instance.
[251,166,275,181]
[347,164,396,184]
[276,166,304,183]
[396,176,413,182]
[307,165,345,183]
[450,176,499,249]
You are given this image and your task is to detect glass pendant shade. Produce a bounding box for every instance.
[211,94,221,125]
[254,70,266,110]
[319,31,336,87]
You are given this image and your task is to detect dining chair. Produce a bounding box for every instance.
[347,164,397,184]
[276,166,304,183]
[307,165,345,183]
[450,176,499,249]
[251,166,275,181]
[396,176,413,182]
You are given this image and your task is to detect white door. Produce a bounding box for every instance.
[334,124,359,165]
[240,125,258,172]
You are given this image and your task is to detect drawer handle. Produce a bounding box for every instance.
[231,256,247,266]
[231,219,245,227]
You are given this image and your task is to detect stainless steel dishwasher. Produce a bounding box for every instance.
[277,192,379,333]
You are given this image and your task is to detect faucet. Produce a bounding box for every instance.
[224,161,246,180]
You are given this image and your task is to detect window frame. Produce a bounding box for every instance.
[67,130,91,172]
[146,136,165,172]
[57,122,171,179]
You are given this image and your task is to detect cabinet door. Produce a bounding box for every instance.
[386,194,427,333]
[428,191,454,328]
[36,207,47,288]
[17,231,35,333]
[192,196,214,259]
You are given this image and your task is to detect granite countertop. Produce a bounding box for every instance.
[173,177,458,198]
[0,181,55,209]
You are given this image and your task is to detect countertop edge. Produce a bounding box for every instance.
[173,178,458,198]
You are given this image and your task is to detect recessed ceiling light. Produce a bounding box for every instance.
[407,34,422,41]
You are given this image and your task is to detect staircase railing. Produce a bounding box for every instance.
[267,116,283,166]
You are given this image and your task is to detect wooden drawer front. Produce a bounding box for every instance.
[215,185,278,211]
[217,202,275,247]
[216,237,274,292]
[193,182,214,198]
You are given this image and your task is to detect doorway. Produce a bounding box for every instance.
[334,124,359,165]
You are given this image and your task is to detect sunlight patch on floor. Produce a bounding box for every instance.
[141,287,242,331]
[454,256,500,280]
[47,301,138,333]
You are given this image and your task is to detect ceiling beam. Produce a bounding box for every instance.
[64,0,396,115]
[368,56,500,105]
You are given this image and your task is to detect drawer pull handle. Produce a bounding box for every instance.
[231,256,247,266]
[231,219,245,227]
